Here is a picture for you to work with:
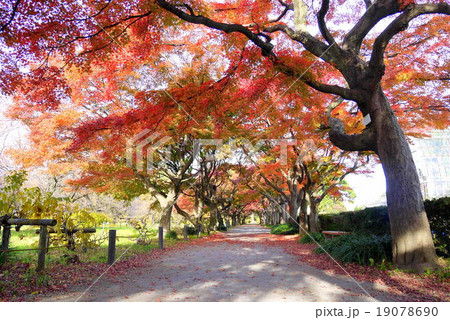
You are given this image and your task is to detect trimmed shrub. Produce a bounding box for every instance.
[319,206,390,236]
[270,223,298,235]
[425,197,450,257]
[186,226,198,235]
[315,234,392,266]
[164,230,178,240]
[318,197,450,257]
[299,232,325,244]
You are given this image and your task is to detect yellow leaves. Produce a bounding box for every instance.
[395,70,414,82]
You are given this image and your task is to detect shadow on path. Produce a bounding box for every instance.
[43,225,398,302]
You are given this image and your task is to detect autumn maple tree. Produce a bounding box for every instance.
[1,0,449,271]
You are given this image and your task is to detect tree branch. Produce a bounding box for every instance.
[174,203,195,225]
[317,157,359,203]
[65,0,113,23]
[0,0,21,32]
[293,0,307,33]
[49,11,153,51]
[342,0,402,53]
[155,0,274,57]
[317,0,336,46]
[328,117,377,152]
[264,24,333,61]
[260,173,288,201]
[369,3,450,77]
[304,79,366,102]
[269,0,293,23]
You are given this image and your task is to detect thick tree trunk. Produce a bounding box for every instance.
[209,206,218,230]
[308,198,320,233]
[274,208,280,225]
[231,214,237,226]
[217,210,226,229]
[329,84,439,270]
[159,203,173,234]
[304,190,320,233]
[193,195,204,228]
[287,200,299,226]
[157,190,178,235]
[371,87,438,271]
[299,195,309,234]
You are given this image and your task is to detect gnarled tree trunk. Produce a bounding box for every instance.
[306,191,320,233]
[159,202,173,234]
[157,190,178,235]
[330,86,439,270]
[372,87,438,270]
[287,200,299,226]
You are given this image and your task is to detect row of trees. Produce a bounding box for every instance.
[1,0,448,270]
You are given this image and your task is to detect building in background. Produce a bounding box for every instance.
[412,129,450,200]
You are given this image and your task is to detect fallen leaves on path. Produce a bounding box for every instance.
[0,235,212,301]
[218,231,450,302]
[1,229,448,302]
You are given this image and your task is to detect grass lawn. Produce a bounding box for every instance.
[2,224,207,266]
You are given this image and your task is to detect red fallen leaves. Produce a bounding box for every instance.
[0,261,104,302]
[0,233,229,301]
[2,231,448,302]
[221,232,450,302]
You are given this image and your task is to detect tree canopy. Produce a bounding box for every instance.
[1,0,449,270]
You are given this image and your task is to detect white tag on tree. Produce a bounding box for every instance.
[363,114,371,126]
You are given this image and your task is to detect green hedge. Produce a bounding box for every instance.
[299,232,325,244]
[315,234,392,265]
[270,223,298,235]
[186,226,198,235]
[164,230,178,240]
[319,197,449,257]
[319,206,390,236]
[425,197,450,257]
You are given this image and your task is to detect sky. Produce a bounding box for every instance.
[346,165,386,210]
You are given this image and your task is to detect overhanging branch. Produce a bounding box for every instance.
[155,0,274,56]
[329,117,376,152]
[317,0,336,46]
[304,79,366,102]
[264,24,333,62]
[369,3,450,76]
[342,0,402,53]
[0,0,21,32]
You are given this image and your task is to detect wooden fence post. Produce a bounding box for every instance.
[1,225,11,257]
[158,227,164,249]
[45,233,50,254]
[108,230,116,265]
[184,225,188,241]
[36,226,48,272]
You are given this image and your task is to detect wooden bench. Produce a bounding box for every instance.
[322,231,351,239]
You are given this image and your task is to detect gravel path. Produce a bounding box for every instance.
[43,225,396,302]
